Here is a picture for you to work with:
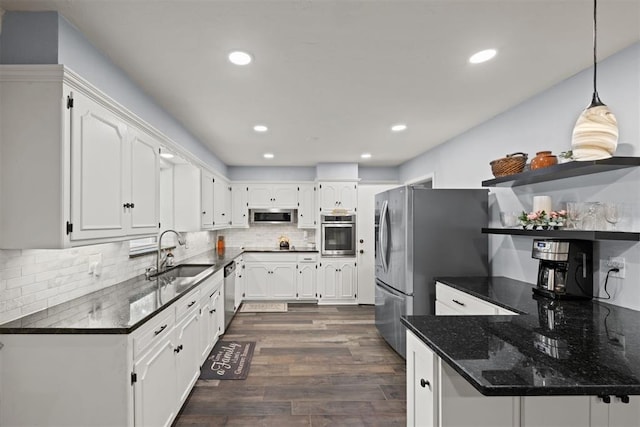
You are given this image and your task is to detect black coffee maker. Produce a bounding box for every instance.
[531,239,593,300]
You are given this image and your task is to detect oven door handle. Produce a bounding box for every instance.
[379,200,389,273]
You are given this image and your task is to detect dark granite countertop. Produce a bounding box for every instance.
[402,276,640,397]
[0,248,242,334]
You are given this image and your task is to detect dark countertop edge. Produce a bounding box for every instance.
[0,247,315,335]
[401,316,640,397]
[435,276,528,314]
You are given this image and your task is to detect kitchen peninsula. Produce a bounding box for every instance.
[402,276,640,426]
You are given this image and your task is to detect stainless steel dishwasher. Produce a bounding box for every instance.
[223,261,236,328]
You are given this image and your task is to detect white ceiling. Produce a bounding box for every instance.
[1,0,639,167]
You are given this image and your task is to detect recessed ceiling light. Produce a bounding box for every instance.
[253,125,268,132]
[361,153,372,159]
[391,124,407,132]
[263,153,274,159]
[228,51,252,66]
[160,152,174,159]
[469,49,497,64]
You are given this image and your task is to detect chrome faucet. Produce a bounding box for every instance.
[146,230,187,279]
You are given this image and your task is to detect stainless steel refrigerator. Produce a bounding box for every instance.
[375,186,488,358]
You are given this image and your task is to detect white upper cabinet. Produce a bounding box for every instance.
[70,93,129,241]
[318,181,358,213]
[297,184,317,228]
[127,128,160,235]
[231,184,249,227]
[213,174,231,228]
[247,183,298,208]
[0,65,165,248]
[200,169,214,229]
[173,164,201,232]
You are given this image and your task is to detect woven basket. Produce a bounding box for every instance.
[489,152,528,177]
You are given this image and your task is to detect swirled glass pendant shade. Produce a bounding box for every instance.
[571,104,618,161]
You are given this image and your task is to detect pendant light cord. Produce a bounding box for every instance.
[591,0,603,106]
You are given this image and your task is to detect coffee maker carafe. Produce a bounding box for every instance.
[531,239,593,300]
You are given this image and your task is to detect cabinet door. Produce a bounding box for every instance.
[175,311,201,405]
[297,263,317,299]
[338,183,357,212]
[271,264,296,298]
[173,164,201,232]
[245,264,269,298]
[235,259,244,310]
[272,184,298,208]
[297,184,316,228]
[338,261,356,299]
[247,185,272,208]
[199,297,213,364]
[440,363,518,427]
[133,334,177,427]
[71,94,128,240]
[320,262,338,299]
[213,174,229,228]
[128,128,160,235]
[609,396,640,426]
[318,183,338,212]
[522,396,590,427]
[201,170,214,229]
[214,286,225,336]
[231,185,249,227]
[407,331,437,427]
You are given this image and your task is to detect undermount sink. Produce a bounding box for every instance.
[162,264,213,278]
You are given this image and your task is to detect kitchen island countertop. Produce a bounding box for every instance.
[402,276,640,396]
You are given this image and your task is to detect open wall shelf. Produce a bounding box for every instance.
[482,227,640,242]
[482,157,640,188]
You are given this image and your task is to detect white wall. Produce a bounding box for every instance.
[399,42,640,310]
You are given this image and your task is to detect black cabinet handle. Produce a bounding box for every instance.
[123,203,131,208]
[174,344,183,353]
[188,301,196,307]
[420,378,430,388]
[202,211,206,215]
[360,239,364,243]
[130,203,135,208]
[599,395,611,404]
[452,299,466,307]
[616,395,630,404]
[210,309,216,314]
[154,324,167,335]
[359,250,364,254]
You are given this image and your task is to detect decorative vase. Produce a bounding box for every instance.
[530,151,558,170]
[571,105,618,161]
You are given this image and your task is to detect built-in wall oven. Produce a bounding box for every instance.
[321,214,356,257]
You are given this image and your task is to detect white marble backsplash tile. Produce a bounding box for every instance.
[0,231,215,324]
[219,225,316,249]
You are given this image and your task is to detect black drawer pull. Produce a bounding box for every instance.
[188,301,196,307]
[210,309,216,314]
[452,299,466,307]
[174,344,183,353]
[153,324,167,335]
[420,378,430,388]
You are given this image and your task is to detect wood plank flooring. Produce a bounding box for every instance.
[174,304,406,426]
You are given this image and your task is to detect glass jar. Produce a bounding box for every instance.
[217,235,225,253]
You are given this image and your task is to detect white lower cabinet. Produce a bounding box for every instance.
[199,271,224,364]
[436,282,518,315]
[407,329,437,427]
[243,253,316,301]
[0,273,228,427]
[133,333,178,427]
[318,259,357,304]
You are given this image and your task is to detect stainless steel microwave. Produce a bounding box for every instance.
[250,209,297,225]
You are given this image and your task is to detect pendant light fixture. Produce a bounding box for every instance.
[571,0,618,161]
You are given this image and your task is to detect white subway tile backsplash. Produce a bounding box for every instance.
[0,231,215,324]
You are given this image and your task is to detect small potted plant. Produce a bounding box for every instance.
[558,150,574,164]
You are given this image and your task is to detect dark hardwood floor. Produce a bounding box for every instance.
[174,304,406,426]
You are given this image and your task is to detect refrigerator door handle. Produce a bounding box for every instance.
[379,200,389,272]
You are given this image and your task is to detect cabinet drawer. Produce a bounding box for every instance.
[175,288,201,321]
[198,270,223,298]
[243,252,297,263]
[297,253,318,263]
[132,308,175,359]
[436,282,496,315]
